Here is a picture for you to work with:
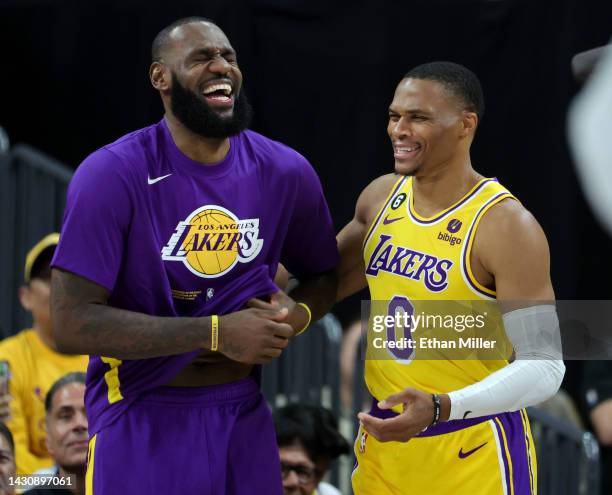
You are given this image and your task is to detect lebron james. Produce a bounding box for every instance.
[50,17,338,494]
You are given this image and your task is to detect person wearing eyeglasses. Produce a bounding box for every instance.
[274,404,349,495]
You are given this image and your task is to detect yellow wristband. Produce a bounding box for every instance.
[211,315,219,351]
[295,303,312,336]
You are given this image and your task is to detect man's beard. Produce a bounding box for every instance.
[170,72,253,138]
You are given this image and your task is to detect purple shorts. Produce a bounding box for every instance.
[85,377,282,494]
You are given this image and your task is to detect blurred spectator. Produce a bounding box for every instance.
[25,373,87,495]
[568,43,612,234]
[0,423,15,495]
[0,235,88,474]
[274,404,350,495]
[569,41,612,495]
[571,45,610,84]
[583,361,612,495]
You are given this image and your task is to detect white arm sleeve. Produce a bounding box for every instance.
[448,305,566,420]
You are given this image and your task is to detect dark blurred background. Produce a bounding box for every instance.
[1,0,611,406]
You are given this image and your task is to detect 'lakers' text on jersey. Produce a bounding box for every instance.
[353,176,538,495]
[363,176,516,406]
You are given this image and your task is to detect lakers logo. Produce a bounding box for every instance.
[161,205,263,278]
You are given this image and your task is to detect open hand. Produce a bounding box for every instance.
[357,388,447,442]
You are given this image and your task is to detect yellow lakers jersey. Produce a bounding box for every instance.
[363,176,516,408]
[0,329,89,474]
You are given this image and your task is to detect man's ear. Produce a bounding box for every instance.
[460,111,478,139]
[150,62,170,92]
[18,286,32,311]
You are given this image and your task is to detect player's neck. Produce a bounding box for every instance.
[164,113,231,164]
[411,160,483,218]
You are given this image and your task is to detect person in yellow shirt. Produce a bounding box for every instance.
[0,234,88,475]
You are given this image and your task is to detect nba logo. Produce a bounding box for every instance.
[206,288,214,301]
[359,431,368,454]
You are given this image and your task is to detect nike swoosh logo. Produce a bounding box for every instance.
[383,215,403,225]
[458,442,487,459]
[147,173,172,185]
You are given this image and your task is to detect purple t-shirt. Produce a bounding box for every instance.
[52,119,339,434]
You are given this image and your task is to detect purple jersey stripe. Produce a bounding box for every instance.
[408,178,498,225]
[499,410,535,494]
[521,409,536,492]
[493,418,513,495]
[362,176,407,249]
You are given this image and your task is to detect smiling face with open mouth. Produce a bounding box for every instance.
[387,77,473,177]
[158,21,253,138]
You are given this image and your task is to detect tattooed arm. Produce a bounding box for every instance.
[51,268,293,363]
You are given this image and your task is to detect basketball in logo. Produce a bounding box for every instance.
[182,208,239,276]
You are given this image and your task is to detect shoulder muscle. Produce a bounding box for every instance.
[475,199,554,303]
[355,173,400,227]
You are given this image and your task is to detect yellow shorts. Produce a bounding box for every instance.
[352,405,537,495]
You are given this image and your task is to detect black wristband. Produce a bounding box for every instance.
[430,394,441,427]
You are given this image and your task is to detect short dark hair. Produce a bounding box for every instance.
[45,372,87,413]
[151,16,216,63]
[274,404,350,461]
[0,422,14,454]
[404,61,485,120]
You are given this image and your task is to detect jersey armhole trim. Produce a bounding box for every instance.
[461,193,517,298]
[363,176,406,250]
